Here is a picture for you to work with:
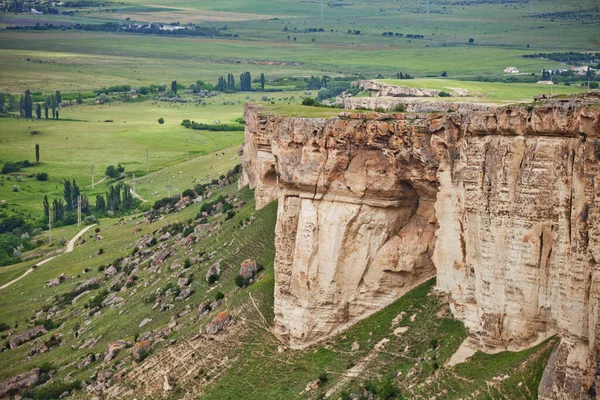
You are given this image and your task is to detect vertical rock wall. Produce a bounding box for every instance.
[241,98,600,398]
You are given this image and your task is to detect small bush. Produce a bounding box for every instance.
[158,117,165,124]
[12,185,19,192]
[234,274,250,288]
[36,172,49,181]
[374,107,386,112]
[430,338,438,349]
[207,273,219,285]
[84,215,97,224]
[215,291,225,301]
[183,258,192,268]
[0,322,10,332]
[182,188,195,199]
[302,97,316,106]
[318,373,329,384]
[438,91,451,97]
[98,248,104,255]
[393,103,406,112]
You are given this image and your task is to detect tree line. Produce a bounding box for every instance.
[42,179,139,227]
[215,72,266,92]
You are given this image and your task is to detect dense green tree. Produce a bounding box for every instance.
[51,96,57,119]
[72,180,80,209]
[105,165,118,178]
[63,179,73,211]
[55,90,61,104]
[171,80,177,94]
[260,73,265,90]
[77,93,83,105]
[43,195,50,223]
[19,95,24,118]
[35,144,40,163]
[0,93,4,112]
[95,195,106,213]
[239,72,252,91]
[8,94,18,112]
[52,199,65,221]
[35,103,41,119]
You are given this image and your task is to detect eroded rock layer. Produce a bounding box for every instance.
[241,96,600,398]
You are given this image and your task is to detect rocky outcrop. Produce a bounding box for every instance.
[0,368,41,397]
[9,325,47,349]
[358,80,442,97]
[240,96,600,399]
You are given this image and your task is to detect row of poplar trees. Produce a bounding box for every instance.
[2,90,62,119]
[215,72,265,92]
[42,181,135,224]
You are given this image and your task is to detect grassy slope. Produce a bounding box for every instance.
[0,177,557,400]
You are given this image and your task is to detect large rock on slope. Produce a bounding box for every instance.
[0,368,41,397]
[9,326,47,349]
[240,95,600,399]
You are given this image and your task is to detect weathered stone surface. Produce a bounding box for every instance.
[358,80,442,97]
[239,259,262,280]
[9,325,47,349]
[206,310,231,335]
[132,340,151,362]
[0,368,41,397]
[205,260,221,281]
[240,96,600,398]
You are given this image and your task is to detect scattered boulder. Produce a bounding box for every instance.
[101,293,125,308]
[78,335,102,350]
[159,232,172,242]
[78,353,95,369]
[104,340,129,363]
[132,340,151,362]
[206,310,231,335]
[95,235,104,241]
[74,278,100,293]
[177,277,190,288]
[198,300,211,316]
[139,318,152,328]
[104,266,117,277]
[163,374,175,392]
[72,290,91,305]
[175,196,190,210]
[175,288,193,301]
[46,273,66,287]
[239,259,262,280]
[9,325,47,349]
[0,368,41,398]
[153,248,174,266]
[205,260,221,281]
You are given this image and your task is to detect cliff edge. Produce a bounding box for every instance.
[240,96,600,399]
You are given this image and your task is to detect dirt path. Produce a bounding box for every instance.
[86,176,107,188]
[130,187,148,203]
[0,224,97,291]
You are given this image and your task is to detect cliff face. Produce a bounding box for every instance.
[241,97,600,399]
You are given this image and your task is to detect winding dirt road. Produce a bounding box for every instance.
[0,224,97,291]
